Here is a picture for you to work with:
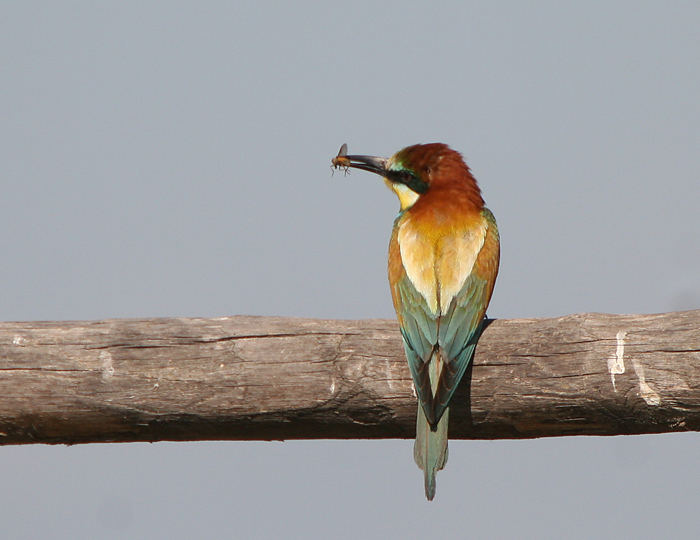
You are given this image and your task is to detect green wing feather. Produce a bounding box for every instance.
[432,273,489,421]
[395,274,439,424]
[396,271,488,426]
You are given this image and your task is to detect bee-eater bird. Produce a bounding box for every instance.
[333,143,500,500]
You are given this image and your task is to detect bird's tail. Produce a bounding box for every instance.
[414,404,449,501]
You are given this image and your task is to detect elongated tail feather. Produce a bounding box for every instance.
[414,346,449,500]
[414,404,449,500]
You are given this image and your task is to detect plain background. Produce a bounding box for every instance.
[1,2,698,539]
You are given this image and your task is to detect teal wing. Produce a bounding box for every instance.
[394,273,440,425]
[432,273,490,422]
[395,270,488,428]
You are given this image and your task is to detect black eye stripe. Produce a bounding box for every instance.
[387,169,429,194]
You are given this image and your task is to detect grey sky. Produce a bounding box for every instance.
[1,2,698,539]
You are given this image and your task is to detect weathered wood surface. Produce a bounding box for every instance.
[0,310,697,445]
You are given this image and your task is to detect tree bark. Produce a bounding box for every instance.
[0,310,697,445]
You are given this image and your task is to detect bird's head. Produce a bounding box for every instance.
[333,143,483,211]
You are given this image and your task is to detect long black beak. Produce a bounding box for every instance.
[341,154,388,175]
[332,144,388,176]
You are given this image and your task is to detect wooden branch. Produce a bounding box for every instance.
[0,311,698,445]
